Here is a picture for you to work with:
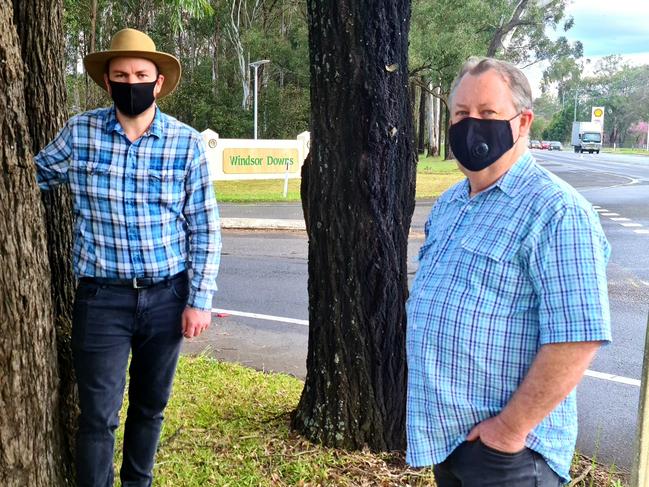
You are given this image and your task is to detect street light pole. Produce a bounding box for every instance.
[573,88,578,122]
[249,59,270,139]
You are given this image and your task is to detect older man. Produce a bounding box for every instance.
[35,28,221,486]
[406,57,610,486]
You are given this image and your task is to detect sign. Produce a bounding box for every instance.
[223,148,300,175]
[591,106,605,126]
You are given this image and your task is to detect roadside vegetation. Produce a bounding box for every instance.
[113,355,629,486]
[602,148,649,156]
[215,156,464,203]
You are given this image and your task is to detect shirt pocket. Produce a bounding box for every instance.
[148,169,186,208]
[78,159,113,204]
[459,226,526,296]
[460,226,520,263]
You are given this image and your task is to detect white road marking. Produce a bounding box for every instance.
[595,208,608,212]
[610,217,630,221]
[621,223,643,228]
[635,229,649,235]
[584,370,641,387]
[593,205,601,209]
[211,308,643,388]
[212,308,309,326]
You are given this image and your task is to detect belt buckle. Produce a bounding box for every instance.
[132,277,140,289]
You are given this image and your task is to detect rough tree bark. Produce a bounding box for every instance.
[0,2,69,485]
[293,0,416,450]
[13,0,77,481]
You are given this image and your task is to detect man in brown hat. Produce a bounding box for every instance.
[34,28,221,486]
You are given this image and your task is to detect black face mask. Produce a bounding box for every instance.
[109,80,157,117]
[449,114,521,171]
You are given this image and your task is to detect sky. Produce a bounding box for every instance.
[523,0,649,97]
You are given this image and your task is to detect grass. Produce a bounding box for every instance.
[215,179,302,203]
[214,155,464,203]
[113,355,629,486]
[602,147,649,156]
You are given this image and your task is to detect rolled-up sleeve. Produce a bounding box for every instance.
[183,136,221,310]
[528,206,611,345]
[34,122,73,190]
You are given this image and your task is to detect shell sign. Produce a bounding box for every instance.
[591,106,605,126]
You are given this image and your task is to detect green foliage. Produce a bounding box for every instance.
[63,0,310,139]
[542,106,572,142]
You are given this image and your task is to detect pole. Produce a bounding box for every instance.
[633,313,649,487]
[573,89,578,122]
[253,64,259,140]
[283,161,289,198]
[645,122,648,151]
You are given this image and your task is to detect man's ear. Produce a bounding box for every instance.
[518,110,534,138]
[153,74,165,99]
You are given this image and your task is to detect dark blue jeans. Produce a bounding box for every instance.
[72,272,188,487]
[433,441,564,487]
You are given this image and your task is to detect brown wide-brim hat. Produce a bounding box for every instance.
[83,28,181,98]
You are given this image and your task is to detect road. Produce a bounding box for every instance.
[183,149,649,471]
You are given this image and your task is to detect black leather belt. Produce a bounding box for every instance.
[80,270,186,289]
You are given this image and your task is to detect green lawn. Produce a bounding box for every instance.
[114,356,437,486]
[602,147,649,156]
[214,155,464,203]
[113,356,628,486]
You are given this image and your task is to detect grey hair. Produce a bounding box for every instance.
[449,57,533,112]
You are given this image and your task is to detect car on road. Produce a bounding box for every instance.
[540,141,550,150]
[548,141,563,151]
[529,139,542,149]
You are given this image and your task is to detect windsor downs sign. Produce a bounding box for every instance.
[223,148,300,175]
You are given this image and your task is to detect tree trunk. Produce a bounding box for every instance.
[417,80,426,154]
[13,0,77,481]
[442,100,452,160]
[0,2,69,485]
[427,82,440,157]
[293,0,416,451]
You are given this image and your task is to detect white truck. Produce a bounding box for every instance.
[571,121,602,154]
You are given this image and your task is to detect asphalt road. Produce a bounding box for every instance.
[183,149,649,471]
[532,150,649,471]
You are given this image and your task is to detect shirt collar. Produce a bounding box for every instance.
[494,150,534,198]
[449,150,535,202]
[103,105,164,139]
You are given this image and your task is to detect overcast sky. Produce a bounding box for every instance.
[523,0,649,97]
[564,0,649,57]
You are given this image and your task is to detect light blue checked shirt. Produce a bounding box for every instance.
[406,151,611,483]
[35,106,221,311]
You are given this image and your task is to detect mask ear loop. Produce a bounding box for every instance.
[509,112,523,145]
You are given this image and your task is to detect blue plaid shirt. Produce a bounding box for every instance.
[35,106,221,310]
[406,151,611,483]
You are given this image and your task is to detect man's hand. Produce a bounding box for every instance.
[182,307,212,338]
[466,415,527,454]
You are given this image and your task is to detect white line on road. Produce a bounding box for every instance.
[621,223,643,228]
[212,308,309,326]
[610,217,630,221]
[635,229,649,235]
[211,308,642,387]
[595,208,608,212]
[584,369,641,387]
